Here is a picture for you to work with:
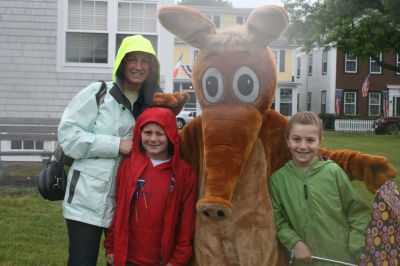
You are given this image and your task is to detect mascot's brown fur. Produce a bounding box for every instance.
[154,5,397,266]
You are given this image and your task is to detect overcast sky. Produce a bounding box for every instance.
[230,0,284,8]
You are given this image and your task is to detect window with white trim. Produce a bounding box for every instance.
[296,57,301,78]
[280,88,292,116]
[343,91,356,115]
[396,54,399,75]
[66,0,108,63]
[368,93,381,116]
[273,50,286,73]
[370,53,382,74]
[308,54,313,76]
[61,0,158,70]
[11,140,44,150]
[322,51,328,75]
[321,90,326,114]
[344,53,357,73]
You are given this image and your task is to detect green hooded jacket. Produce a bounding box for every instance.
[269,159,370,266]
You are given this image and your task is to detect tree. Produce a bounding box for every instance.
[177,0,232,7]
[283,0,400,72]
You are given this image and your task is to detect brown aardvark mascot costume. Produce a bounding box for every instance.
[155,5,397,266]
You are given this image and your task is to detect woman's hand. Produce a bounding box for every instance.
[119,139,132,155]
[106,253,114,265]
[293,241,313,263]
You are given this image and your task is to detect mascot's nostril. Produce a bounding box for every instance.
[217,210,225,218]
[203,210,210,217]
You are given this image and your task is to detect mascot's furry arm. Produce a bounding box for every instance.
[319,148,397,192]
[153,92,189,116]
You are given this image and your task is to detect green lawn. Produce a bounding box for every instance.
[0,192,68,265]
[323,131,400,169]
[0,179,107,266]
[0,132,398,265]
[322,131,400,204]
[0,189,108,266]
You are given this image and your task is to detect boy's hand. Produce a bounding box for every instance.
[293,241,313,263]
[106,254,114,265]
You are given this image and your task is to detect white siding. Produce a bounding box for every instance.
[295,47,337,115]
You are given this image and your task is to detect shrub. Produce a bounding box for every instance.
[319,113,335,129]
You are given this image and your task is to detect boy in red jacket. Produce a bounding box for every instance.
[104,107,197,266]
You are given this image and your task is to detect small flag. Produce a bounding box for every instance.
[181,64,193,78]
[382,90,389,118]
[173,53,183,78]
[335,89,343,115]
[361,73,371,97]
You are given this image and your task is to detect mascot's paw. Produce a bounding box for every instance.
[351,153,397,193]
[153,92,189,116]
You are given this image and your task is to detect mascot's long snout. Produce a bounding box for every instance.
[196,105,262,220]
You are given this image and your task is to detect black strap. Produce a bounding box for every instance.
[95,80,107,106]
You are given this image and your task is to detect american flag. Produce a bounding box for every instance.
[382,90,389,118]
[172,54,183,78]
[181,64,192,78]
[361,73,371,97]
[335,90,343,115]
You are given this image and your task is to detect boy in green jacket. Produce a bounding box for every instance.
[269,111,370,266]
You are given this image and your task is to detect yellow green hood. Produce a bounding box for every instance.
[112,35,160,85]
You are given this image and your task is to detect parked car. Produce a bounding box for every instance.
[176,111,195,129]
[372,117,400,135]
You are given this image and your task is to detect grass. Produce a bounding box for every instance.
[0,195,67,265]
[322,131,400,204]
[0,163,107,266]
[0,132,398,265]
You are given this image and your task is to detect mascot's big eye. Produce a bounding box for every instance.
[232,66,259,103]
[202,67,224,104]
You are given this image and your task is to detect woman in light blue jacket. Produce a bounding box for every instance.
[58,35,162,266]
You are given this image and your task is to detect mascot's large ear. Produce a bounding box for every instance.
[246,5,289,47]
[158,5,216,49]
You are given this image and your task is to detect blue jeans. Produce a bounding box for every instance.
[66,219,107,266]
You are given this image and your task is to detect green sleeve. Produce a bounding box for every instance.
[269,174,302,251]
[58,82,120,159]
[337,168,370,258]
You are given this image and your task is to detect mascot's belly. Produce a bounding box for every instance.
[194,139,285,266]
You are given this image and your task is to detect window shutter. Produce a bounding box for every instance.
[279,50,285,72]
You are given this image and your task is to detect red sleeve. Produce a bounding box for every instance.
[168,166,198,266]
[104,159,127,254]
[104,218,115,254]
